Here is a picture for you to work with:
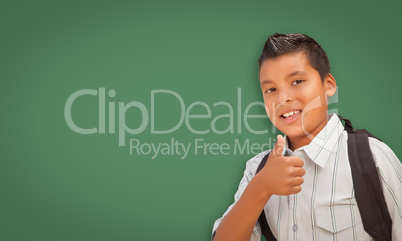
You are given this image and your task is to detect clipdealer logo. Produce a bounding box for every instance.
[64,87,278,159]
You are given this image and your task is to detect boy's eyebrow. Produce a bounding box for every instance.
[260,70,307,86]
[260,79,273,86]
[286,70,307,78]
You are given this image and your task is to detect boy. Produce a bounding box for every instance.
[211,33,402,241]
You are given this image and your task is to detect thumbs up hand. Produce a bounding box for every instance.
[255,135,305,196]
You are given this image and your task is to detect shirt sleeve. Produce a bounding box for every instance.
[369,137,402,240]
[211,151,269,241]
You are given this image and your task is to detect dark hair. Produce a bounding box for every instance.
[258,33,330,81]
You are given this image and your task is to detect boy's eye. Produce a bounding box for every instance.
[265,88,276,94]
[293,79,304,85]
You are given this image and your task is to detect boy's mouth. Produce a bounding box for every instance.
[280,109,302,121]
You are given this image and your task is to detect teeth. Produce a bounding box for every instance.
[283,110,300,118]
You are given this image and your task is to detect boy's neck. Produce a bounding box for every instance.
[288,136,313,152]
[287,116,330,152]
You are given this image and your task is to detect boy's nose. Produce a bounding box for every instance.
[277,91,293,105]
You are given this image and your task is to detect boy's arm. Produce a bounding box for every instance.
[369,138,402,240]
[212,173,271,241]
[213,135,305,241]
[211,152,266,241]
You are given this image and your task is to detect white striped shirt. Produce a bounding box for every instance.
[212,113,402,241]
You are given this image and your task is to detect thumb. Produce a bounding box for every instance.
[271,135,285,157]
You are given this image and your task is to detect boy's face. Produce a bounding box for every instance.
[259,51,336,146]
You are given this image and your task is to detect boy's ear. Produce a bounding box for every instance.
[324,73,337,97]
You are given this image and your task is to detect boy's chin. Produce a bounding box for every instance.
[281,128,310,139]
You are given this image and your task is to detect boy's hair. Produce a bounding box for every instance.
[258,33,331,81]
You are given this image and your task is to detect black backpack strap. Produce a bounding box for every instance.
[338,115,383,142]
[339,115,392,241]
[256,152,277,241]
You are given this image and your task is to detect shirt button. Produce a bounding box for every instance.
[292,224,298,232]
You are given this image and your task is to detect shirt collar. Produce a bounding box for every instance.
[283,113,345,167]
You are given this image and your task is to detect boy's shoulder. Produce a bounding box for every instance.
[367,136,400,166]
[368,135,390,150]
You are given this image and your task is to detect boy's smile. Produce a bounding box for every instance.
[259,51,337,151]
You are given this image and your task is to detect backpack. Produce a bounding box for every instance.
[256,116,392,241]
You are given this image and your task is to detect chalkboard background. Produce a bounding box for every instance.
[1,1,401,240]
